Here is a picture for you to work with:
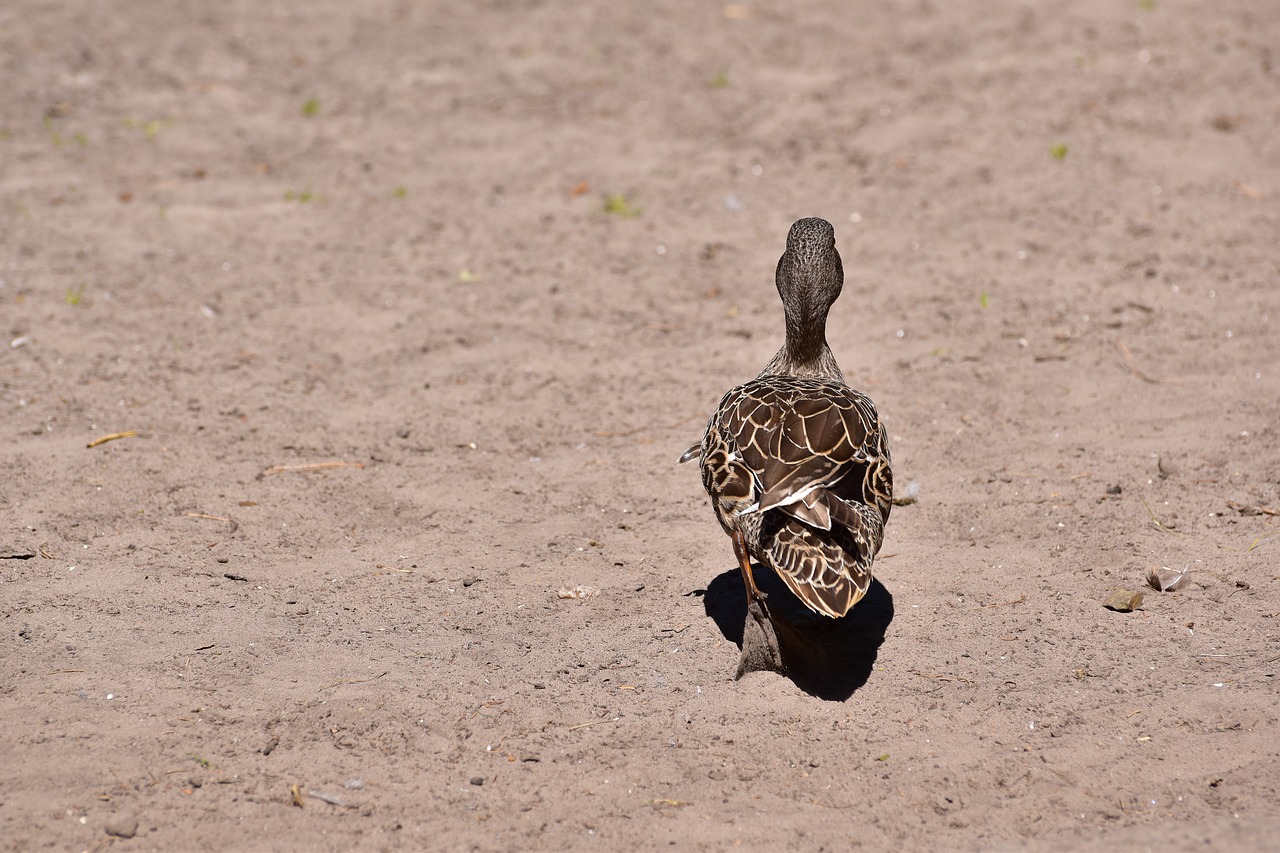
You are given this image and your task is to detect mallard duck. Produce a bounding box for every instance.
[681,217,893,671]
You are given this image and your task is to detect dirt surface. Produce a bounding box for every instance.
[3,0,1279,850]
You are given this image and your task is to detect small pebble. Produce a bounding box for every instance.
[462,577,481,587]
[105,814,138,839]
[469,776,484,786]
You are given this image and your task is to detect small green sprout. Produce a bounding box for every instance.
[123,116,173,141]
[1050,143,1069,160]
[43,116,64,147]
[284,187,315,203]
[979,291,989,308]
[710,71,730,89]
[603,193,642,219]
[393,186,407,198]
[64,286,85,306]
[301,98,320,116]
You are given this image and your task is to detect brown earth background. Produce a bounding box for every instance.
[2,0,1279,850]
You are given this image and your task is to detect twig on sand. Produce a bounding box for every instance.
[320,670,390,691]
[566,717,621,731]
[86,430,138,448]
[1226,500,1280,518]
[1114,340,1179,386]
[263,460,365,475]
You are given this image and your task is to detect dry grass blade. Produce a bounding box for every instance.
[86,430,138,448]
[1139,495,1181,533]
[1114,340,1179,386]
[263,460,366,475]
[185,512,231,522]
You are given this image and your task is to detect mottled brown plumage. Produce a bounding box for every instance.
[681,218,893,625]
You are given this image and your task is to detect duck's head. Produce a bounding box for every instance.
[775,217,843,321]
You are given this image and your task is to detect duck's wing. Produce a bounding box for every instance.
[732,378,889,518]
[730,376,893,617]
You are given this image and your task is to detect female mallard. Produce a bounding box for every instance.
[681,217,893,673]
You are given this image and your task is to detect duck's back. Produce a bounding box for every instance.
[699,375,893,617]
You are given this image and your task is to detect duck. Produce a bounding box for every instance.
[680,217,893,674]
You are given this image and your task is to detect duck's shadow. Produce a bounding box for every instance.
[697,565,894,701]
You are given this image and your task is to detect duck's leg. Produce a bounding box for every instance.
[731,529,785,678]
[732,529,767,603]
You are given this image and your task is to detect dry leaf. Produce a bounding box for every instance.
[1104,589,1144,612]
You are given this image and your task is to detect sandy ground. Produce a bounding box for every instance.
[3,0,1279,850]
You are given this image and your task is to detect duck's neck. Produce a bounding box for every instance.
[760,314,843,380]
